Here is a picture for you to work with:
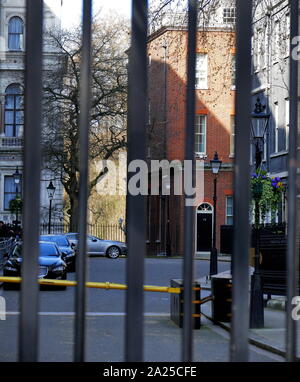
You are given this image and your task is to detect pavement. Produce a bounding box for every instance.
[198,273,298,360]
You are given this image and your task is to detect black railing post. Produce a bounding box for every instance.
[74,0,92,363]
[19,0,44,362]
[230,0,252,362]
[48,198,52,234]
[125,0,148,362]
[182,0,198,362]
[286,0,299,362]
[210,176,218,276]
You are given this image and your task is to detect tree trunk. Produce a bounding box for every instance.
[69,193,79,232]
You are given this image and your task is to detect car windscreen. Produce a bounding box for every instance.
[10,243,59,257]
[39,243,59,257]
[88,236,102,241]
[40,236,69,247]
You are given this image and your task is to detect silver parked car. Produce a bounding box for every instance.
[64,233,127,258]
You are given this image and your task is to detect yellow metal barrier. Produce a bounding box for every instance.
[0,276,181,294]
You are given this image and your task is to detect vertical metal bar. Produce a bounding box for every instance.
[182,0,197,362]
[230,0,252,362]
[286,0,299,362]
[210,176,218,276]
[125,0,148,362]
[48,199,52,234]
[18,0,44,362]
[74,0,92,362]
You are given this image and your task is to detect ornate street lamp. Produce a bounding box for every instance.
[46,181,56,234]
[210,151,222,276]
[13,167,21,226]
[250,97,270,328]
[13,167,21,189]
[251,97,270,169]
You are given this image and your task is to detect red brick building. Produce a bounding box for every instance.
[146,26,235,256]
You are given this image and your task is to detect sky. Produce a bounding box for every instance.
[45,0,132,29]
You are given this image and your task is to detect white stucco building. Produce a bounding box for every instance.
[251,0,290,224]
[0,0,64,225]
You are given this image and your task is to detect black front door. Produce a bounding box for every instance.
[197,213,212,251]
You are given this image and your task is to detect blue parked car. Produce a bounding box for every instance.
[40,234,76,271]
[3,241,67,290]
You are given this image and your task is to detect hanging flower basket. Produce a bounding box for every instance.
[250,169,285,224]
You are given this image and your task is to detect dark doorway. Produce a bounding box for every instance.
[197,213,212,251]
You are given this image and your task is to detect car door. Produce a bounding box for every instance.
[87,235,105,255]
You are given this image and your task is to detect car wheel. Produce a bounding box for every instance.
[106,246,120,259]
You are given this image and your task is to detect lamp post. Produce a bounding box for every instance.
[13,167,21,226]
[210,151,222,276]
[46,181,56,234]
[250,97,270,328]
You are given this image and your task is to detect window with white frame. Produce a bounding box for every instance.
[4,84,24,137]
[260,29,268,69]
[285,13,290,57]
[195,53,208,89]
[265,27,269,67]
[230,115,235,156]
[265,208,278,224]
[251,114,267,161]
[251,34,255,74]
[226,196,233,225]
[263,131,267,162]
[274,20,280,62]
[274,101,279,153]
[223,8,236,24]
[231,55,236,89]
[256,29,262,70]
[195,115,206,154]
[285,98,289,150]
[4,175,22,210]
[252,31,259,71]
[253,28,267,71]
[8,16,24,51]
[282,189,287,222]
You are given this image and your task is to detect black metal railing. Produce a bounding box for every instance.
[39,223,126,242]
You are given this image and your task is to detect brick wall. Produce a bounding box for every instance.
[147,27,235,256]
